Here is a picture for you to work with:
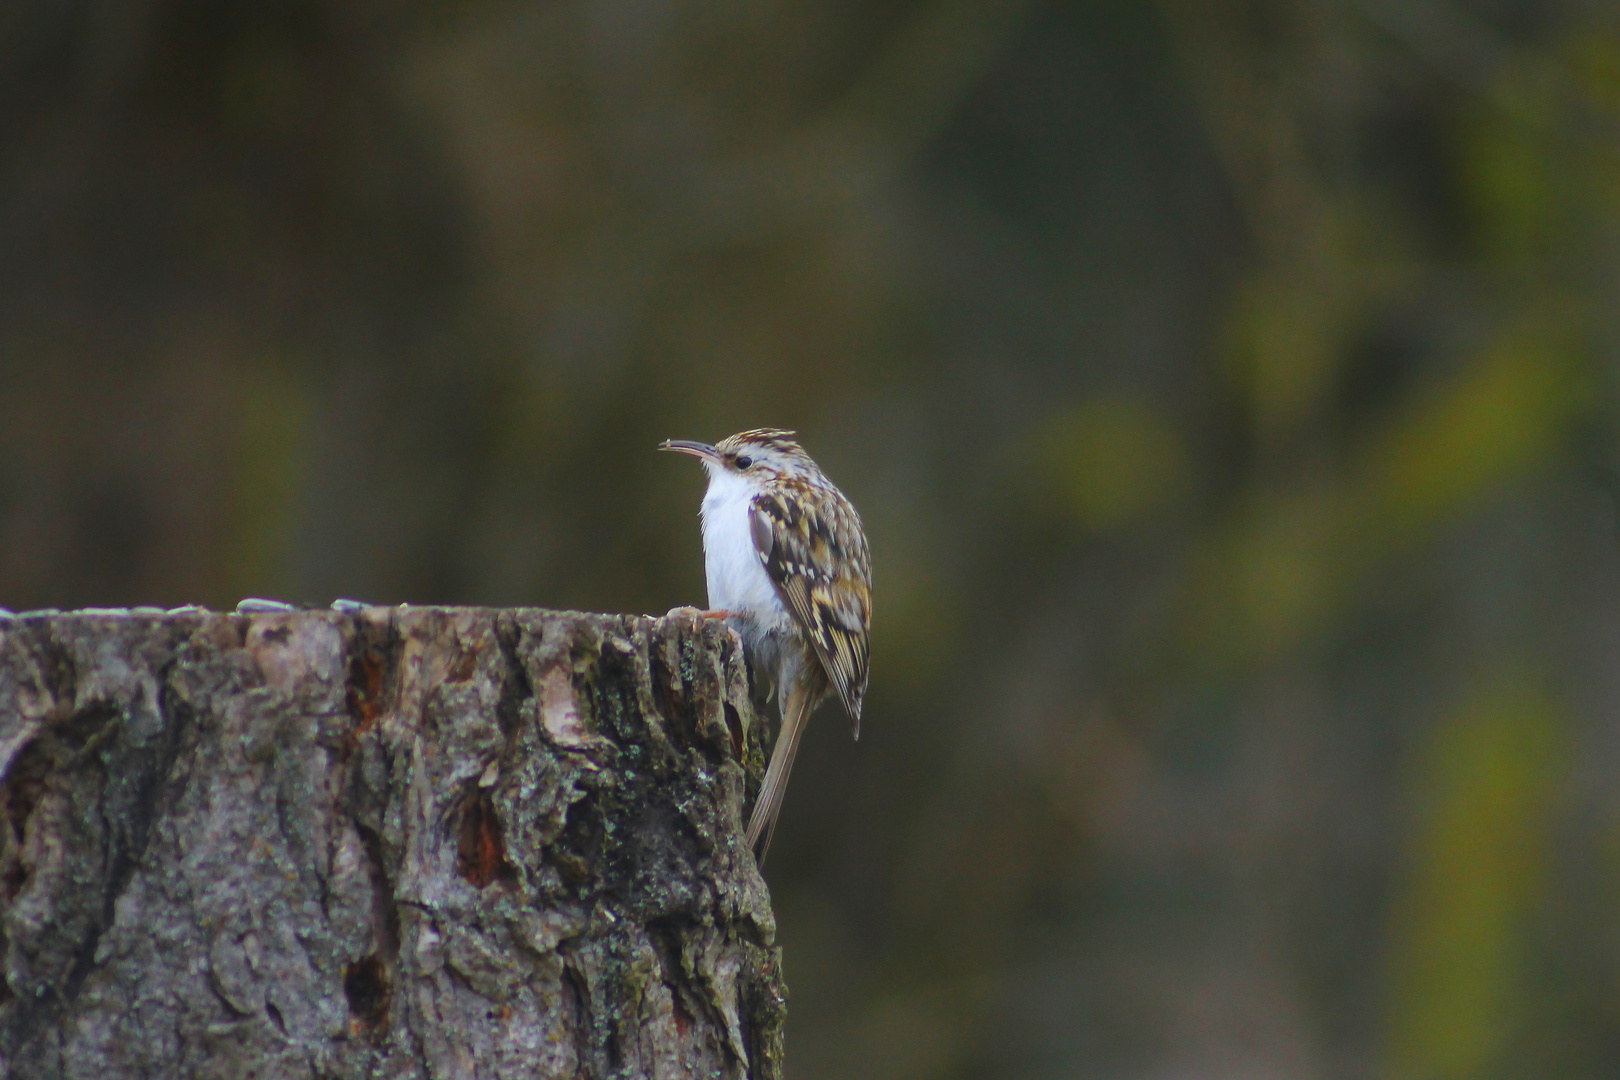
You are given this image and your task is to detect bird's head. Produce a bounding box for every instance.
[658,428,819,485]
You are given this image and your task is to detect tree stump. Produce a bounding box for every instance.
[0,606,785,1079]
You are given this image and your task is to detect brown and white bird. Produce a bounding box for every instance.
[660,429,871,861]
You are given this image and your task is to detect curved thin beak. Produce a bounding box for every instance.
[658,439,720,462]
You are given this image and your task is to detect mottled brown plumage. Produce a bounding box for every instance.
[747,479,871,730]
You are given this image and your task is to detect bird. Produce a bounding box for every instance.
[659,428,871,862]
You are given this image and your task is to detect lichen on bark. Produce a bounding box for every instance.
[0,606,785,1079]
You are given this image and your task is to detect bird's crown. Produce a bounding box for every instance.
[714,428,821,480]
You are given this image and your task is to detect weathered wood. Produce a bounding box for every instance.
[0,606,785,1079]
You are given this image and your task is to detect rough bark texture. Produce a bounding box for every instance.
[0,606,785,1079]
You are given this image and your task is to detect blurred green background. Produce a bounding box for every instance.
[5,0,1620,1075]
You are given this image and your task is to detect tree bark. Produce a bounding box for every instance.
[0,606,785,1079]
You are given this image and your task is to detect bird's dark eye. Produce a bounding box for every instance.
[734,455,754,470]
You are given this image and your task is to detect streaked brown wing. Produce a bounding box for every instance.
[749,486,871,732]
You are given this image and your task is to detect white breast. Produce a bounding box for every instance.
[700,465,788,624]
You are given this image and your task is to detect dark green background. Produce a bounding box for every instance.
[4,1,1619,1076]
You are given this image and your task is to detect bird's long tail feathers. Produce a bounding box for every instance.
[746,683,815,864]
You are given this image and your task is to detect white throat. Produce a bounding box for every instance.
[699,464,788,627]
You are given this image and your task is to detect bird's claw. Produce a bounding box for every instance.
[660,606,733,630]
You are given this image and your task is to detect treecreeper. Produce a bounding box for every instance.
[659,429,873,861]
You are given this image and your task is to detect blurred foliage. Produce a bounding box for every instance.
[1026,397,1189,530]
[5,0,1620,1077]
[1390,671,1563,1080]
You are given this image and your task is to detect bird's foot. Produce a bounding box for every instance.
[660,607,735,636]
[661,605,731,617]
